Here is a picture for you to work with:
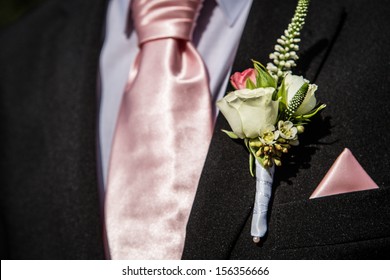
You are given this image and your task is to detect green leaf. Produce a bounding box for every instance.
[246,77,256,89]
[244,138,249,148]
[248,143,258,177]
[275,77,287,121]
[252,60,277,89]
[295,103,327,120]
[221,129,239,139]
[249,153,255,177]
[275,76,288,103]
[247,139,255,155]
[245,139,255,176]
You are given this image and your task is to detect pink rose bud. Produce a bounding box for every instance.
[230,68,257,90]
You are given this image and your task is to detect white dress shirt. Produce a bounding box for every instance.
[99,0,252,185]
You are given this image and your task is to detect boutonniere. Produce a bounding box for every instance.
[217,0,325,243]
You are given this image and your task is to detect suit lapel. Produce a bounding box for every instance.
[183,0,344,259]
[0,0,108,258]
[37,0,109,258]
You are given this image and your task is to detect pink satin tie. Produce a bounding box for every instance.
[104,0,212,259]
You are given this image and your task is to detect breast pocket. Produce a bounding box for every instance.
[274,187,390,250]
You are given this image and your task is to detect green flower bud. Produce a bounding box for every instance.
[274,158,282,166]
[297,125,305,134]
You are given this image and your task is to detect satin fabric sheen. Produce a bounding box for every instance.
[251,161,274,238]
[310,148,378,198]
[99,0,253,184]
[104,0,213,259]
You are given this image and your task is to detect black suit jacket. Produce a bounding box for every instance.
[1,0,389,259]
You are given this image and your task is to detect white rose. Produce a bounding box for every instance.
[217,88,279,139]
[285,74,318,115]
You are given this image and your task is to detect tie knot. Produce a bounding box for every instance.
[132,0,202,45]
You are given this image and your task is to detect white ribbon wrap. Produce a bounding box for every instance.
[251,160,275,239]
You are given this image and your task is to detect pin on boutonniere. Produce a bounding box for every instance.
[217,0,325,243]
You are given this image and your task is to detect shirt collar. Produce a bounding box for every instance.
[216,0,252,26]
[123,0,250,27]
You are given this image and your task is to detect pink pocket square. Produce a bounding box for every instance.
[310,148,379,199]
